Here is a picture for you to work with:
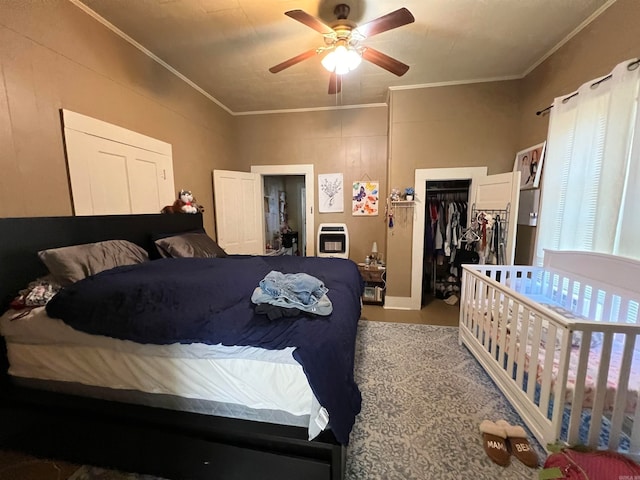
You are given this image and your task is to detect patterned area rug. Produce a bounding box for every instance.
[346,321,544,479]
[70,321,545,479]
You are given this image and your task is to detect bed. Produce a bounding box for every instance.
[459,250,640,457]
[0,213,363,480]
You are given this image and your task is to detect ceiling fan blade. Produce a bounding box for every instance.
[269,49,317,73]
[362,47,410,76]
[355,7,415,38]
[328,73,342,95]
[285,10,334,35]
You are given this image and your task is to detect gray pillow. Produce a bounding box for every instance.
[155,232,227,259]
[38,240,149,286]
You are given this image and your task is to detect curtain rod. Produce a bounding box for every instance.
[536,58,640,117]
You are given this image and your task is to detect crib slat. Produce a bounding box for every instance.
[467,273,478,334]
[587,331,614,447]
[489,286,499,358]
[551,330,572,442]
[480,280,489,349]
[495,289,505,360]
[565,279,577,311]
[587,286,598,320]
[567,331,592,446]
[526,312,543,404]
[488,269,497,282]
[602,292,614,322]
[496,290,508,367]
[530,270,543,296]
[542,271,553,299]
[476,279,486,345]
[608,333,636,450]
[538,323,557,419]
[619,298,631,325]
[459,271,470,332]
[514,310,530,392]
[473,277,481,335]
[574,283,586,317]
[506,300,519,378]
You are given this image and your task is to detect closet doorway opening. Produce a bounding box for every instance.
[409,167,488,310]
[409,166,520,310]
[423,179,471,307]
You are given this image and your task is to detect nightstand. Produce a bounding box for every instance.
[357,264,386,305]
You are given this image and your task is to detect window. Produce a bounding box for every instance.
[536,59,640,264]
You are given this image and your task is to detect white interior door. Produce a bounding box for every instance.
[65,131,172,215]
[62,110,174,215]
[213,170,264,254]
[470,171,521,265]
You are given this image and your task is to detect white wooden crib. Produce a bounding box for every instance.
[459,250,640,455]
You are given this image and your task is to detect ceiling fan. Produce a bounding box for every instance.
[269,4,415,94]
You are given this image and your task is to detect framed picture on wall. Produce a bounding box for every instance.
[514,141,546,190]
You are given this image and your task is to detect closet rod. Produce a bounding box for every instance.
[535,57,640,117]
[427,187,469,193]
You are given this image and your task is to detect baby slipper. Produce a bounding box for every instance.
[479,420,509,466]
[496,420,538,468]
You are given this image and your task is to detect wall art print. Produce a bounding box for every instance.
[318,173,344,213]
[352,181,379,216]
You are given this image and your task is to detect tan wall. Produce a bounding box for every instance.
[515,0,640,264]
[0,0,235,233]
[3,0,638,299]
[387,81,521,296]
[234,107,388,264]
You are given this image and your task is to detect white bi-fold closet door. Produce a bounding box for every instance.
[62,110,175,216]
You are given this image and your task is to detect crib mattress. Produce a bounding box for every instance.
[479,304,640,413]
[526,329,640,414]
[0,307,327,439]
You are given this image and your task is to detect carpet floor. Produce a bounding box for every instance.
[68,321,545,479]
[346,321,544,479]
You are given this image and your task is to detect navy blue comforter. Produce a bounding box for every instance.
[46,255,363,444]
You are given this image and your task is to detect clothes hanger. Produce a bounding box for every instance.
[462,227,480,242]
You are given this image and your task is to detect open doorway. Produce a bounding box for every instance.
[263,175,306,256]
[251,164,315,256]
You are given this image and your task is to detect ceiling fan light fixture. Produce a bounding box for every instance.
[321,45,362,75]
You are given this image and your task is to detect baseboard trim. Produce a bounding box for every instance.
[383,296,417,310]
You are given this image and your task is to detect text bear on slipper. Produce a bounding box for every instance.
[161,189,204,214]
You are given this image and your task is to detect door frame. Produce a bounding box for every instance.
[408,167,487,310]
[250,164,315,256]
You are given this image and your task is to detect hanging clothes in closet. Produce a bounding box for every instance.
[423,180,470,304]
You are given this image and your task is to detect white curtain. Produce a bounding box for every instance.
[535,58,640,264]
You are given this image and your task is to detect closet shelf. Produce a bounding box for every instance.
[391,200,415,207]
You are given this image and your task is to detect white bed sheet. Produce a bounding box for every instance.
[0,307,328,439]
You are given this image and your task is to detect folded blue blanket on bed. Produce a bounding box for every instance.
[46,255,364,444]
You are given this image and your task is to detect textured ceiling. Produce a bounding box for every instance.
[76,0,613,114]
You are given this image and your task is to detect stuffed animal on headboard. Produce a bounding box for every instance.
[161,189,204,214]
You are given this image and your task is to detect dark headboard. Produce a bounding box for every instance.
[0,213,203,311]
